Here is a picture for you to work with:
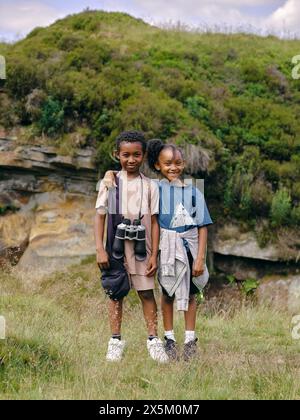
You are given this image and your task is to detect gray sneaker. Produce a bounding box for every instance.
[165,338,180,361]
[183,338,198,362]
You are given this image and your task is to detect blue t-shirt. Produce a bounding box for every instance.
[158,180,213,233]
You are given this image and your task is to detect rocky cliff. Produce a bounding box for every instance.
[1,137,299,311]
[0,137,98,276]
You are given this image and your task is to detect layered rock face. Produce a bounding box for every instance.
[1,137,299,311]
[0,137,98,276]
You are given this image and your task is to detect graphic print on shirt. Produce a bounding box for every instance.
[170,203,196,228]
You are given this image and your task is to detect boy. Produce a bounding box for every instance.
[94,131,168,363]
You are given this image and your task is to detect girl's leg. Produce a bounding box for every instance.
[108,298,123,336]
[183,294,198,361]
[138,290,158,337]
[161,293,178,361]
[161,294,175,332]
[184,294,197,332]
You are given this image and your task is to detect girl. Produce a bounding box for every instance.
[147,139,213,362]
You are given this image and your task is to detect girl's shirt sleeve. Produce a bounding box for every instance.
[194,187,213,228]
[95,180,108,215]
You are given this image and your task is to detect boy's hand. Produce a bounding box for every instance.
[146,255,158,277]
[192,258,205,277]
[97,249,110,270]
[103,170,116,189]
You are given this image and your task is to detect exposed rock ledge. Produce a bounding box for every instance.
[0,137,98,275]
[213,223,300,263]
[1,137,299,288]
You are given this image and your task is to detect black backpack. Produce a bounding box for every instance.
[100,175,130,301]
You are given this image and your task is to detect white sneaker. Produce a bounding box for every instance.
[106,338,126,362]
[147,338,169,363]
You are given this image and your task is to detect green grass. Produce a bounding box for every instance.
[0,261,300,400]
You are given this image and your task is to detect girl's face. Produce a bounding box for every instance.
[116,141,145,175]
[155,147,185,182]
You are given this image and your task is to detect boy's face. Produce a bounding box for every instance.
[155,147,185,182]
[116,141,145,174]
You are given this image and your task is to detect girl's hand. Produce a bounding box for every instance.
[146,255,158,277]
[97,249,110,270]
[192,258,205,277]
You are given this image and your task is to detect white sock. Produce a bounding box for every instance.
[185,330,196,344]
[165,330,176,342]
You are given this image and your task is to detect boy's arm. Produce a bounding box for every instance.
[94,212,110,269]
[146,214,159,277]
[103,170,117,189]
[192,226,208,277]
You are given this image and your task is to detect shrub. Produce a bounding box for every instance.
[261,160,280,185]
[113,88,193,140]
[291,206,300,226]
[37,97,65,137]
[291,182,300,202]
[263,139,292,161]
[6,59,41,99]
[270,188,292,227]
[185,96,210,121]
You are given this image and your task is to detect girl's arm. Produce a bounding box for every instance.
[192,226,208,277]
[146,214,159,277]
[94,212,110,269]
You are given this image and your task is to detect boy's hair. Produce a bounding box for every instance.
[116,131,147,153]
[147,139,184,173]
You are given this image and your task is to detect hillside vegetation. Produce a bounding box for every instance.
[1,10,300,239]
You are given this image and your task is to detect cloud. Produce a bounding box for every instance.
[266,0,300,34]
[0,0,298,40]
[130,0,282,28]
[0,0,62,39]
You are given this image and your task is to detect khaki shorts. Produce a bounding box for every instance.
[129,274,155,291]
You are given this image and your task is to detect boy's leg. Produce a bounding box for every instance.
[137,290,158,337]
[108,298,123,336]
[106,298,126,362]
[137,289,168,363]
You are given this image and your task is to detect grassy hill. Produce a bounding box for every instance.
[1,260,300,400]
[1,10,300,239]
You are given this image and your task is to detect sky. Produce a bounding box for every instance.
[0,0,300,41]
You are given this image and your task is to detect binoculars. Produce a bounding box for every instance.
[112,218,147,261]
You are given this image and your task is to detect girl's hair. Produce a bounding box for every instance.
[116,131,147,153]
[147,139,184,173]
